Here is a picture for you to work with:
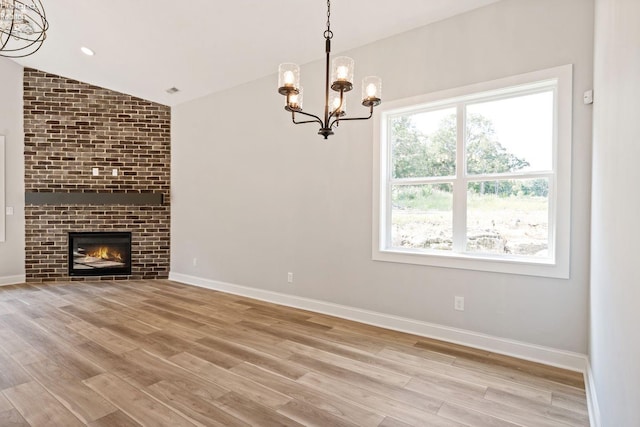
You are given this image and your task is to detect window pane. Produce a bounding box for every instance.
[391,184,453,251]
[466,179,549,257]
[390,108,456,179]
[466,91,553,174]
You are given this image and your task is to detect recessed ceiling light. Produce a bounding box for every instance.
[80,46,95,56]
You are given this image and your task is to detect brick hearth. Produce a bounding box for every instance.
[23,69,170,282]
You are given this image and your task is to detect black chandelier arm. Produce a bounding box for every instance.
[289,109,323,126]
[327,109,339,123]
[329,105,374,129]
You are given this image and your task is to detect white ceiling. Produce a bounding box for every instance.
[12,0,499,106]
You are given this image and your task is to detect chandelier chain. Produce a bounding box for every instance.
[324,0,333,40]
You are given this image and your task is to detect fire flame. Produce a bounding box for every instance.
[84,247,123,262]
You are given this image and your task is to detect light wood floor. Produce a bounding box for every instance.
[0,280,588,426]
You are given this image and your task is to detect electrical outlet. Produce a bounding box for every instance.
[192,258,197,266]
[454,296,465,311]
[287,272,294,283]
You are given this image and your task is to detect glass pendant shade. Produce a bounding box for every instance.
[362,76,382,107]
[329,93,346,116]
[278,63,300,93]
[288,87,303,110]
[331,56,354,91]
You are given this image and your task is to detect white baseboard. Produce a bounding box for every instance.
[584,359,601,427]
[169,272,587,373]
[0,274,25,286]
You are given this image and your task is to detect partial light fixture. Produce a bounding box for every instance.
[0,0,48,58]
[80,46,94,56]
[277,0,381,139]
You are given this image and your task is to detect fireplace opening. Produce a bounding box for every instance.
[68,232,132,276]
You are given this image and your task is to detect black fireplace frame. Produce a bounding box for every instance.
[68,231,132,276]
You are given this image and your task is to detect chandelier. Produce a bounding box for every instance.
[277,0,381,139]
[0,0,48,58]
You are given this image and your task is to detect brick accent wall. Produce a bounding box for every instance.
[23,68,170,282]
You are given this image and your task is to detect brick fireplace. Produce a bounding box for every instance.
[23,69,171,282]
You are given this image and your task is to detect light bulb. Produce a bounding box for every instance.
[336,66,349,81]
[366,83,377,98]
[289,93,299,108]
[283,71,295,87]
[332,97,341,110]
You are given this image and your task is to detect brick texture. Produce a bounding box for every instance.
[23,68,170,282]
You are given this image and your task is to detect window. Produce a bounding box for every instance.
[373,66,572,278]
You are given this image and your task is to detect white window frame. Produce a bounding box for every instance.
[372,65,572,278]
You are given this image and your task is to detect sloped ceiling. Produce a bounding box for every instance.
[11,0,500,106]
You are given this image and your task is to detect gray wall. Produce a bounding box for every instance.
[0,58,25,282]
[171,0,594,353]
[590,0,640,425]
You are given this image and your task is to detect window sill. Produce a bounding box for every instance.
[373,248,569,279]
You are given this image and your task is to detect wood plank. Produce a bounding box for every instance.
[377,347,553,404]
[377,417,418,427]
[0,393,14,412]
[0,328,38,357]
[208,323,292,359]
[88,410,142,427]
[102,323,186,358]
[405,377,573,427]
[231,362,384,426]
[452,357,586,398]
[44,347,105,380]
[0,408,29,426]
[214,391,303,427]
[298,372,451,426]
[21,358,117,423]
[31,315,89,348]
[290,353,442,414]
[121,348,228,398]
[404,370,489,401]
[0,351,32,391]
[10,348,48,365]
[551,391,589,414]
[3,381,84,426]
[89,308,161,334]
[170,352,292,409]
[84,373,197,427]
[134,304,206,329]
[488,353,585,389]
[483,388,590,426]
[66,321,138,354]
[437,402,521,427]
[58,304,117,328]
[281,340,412,387]
[196,335,307,380]
[146,381,246,427]
[74,341,163,388]
[277,398,363,427]
[141,298,228,329]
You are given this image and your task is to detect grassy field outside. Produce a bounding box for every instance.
[391,188,549,256]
